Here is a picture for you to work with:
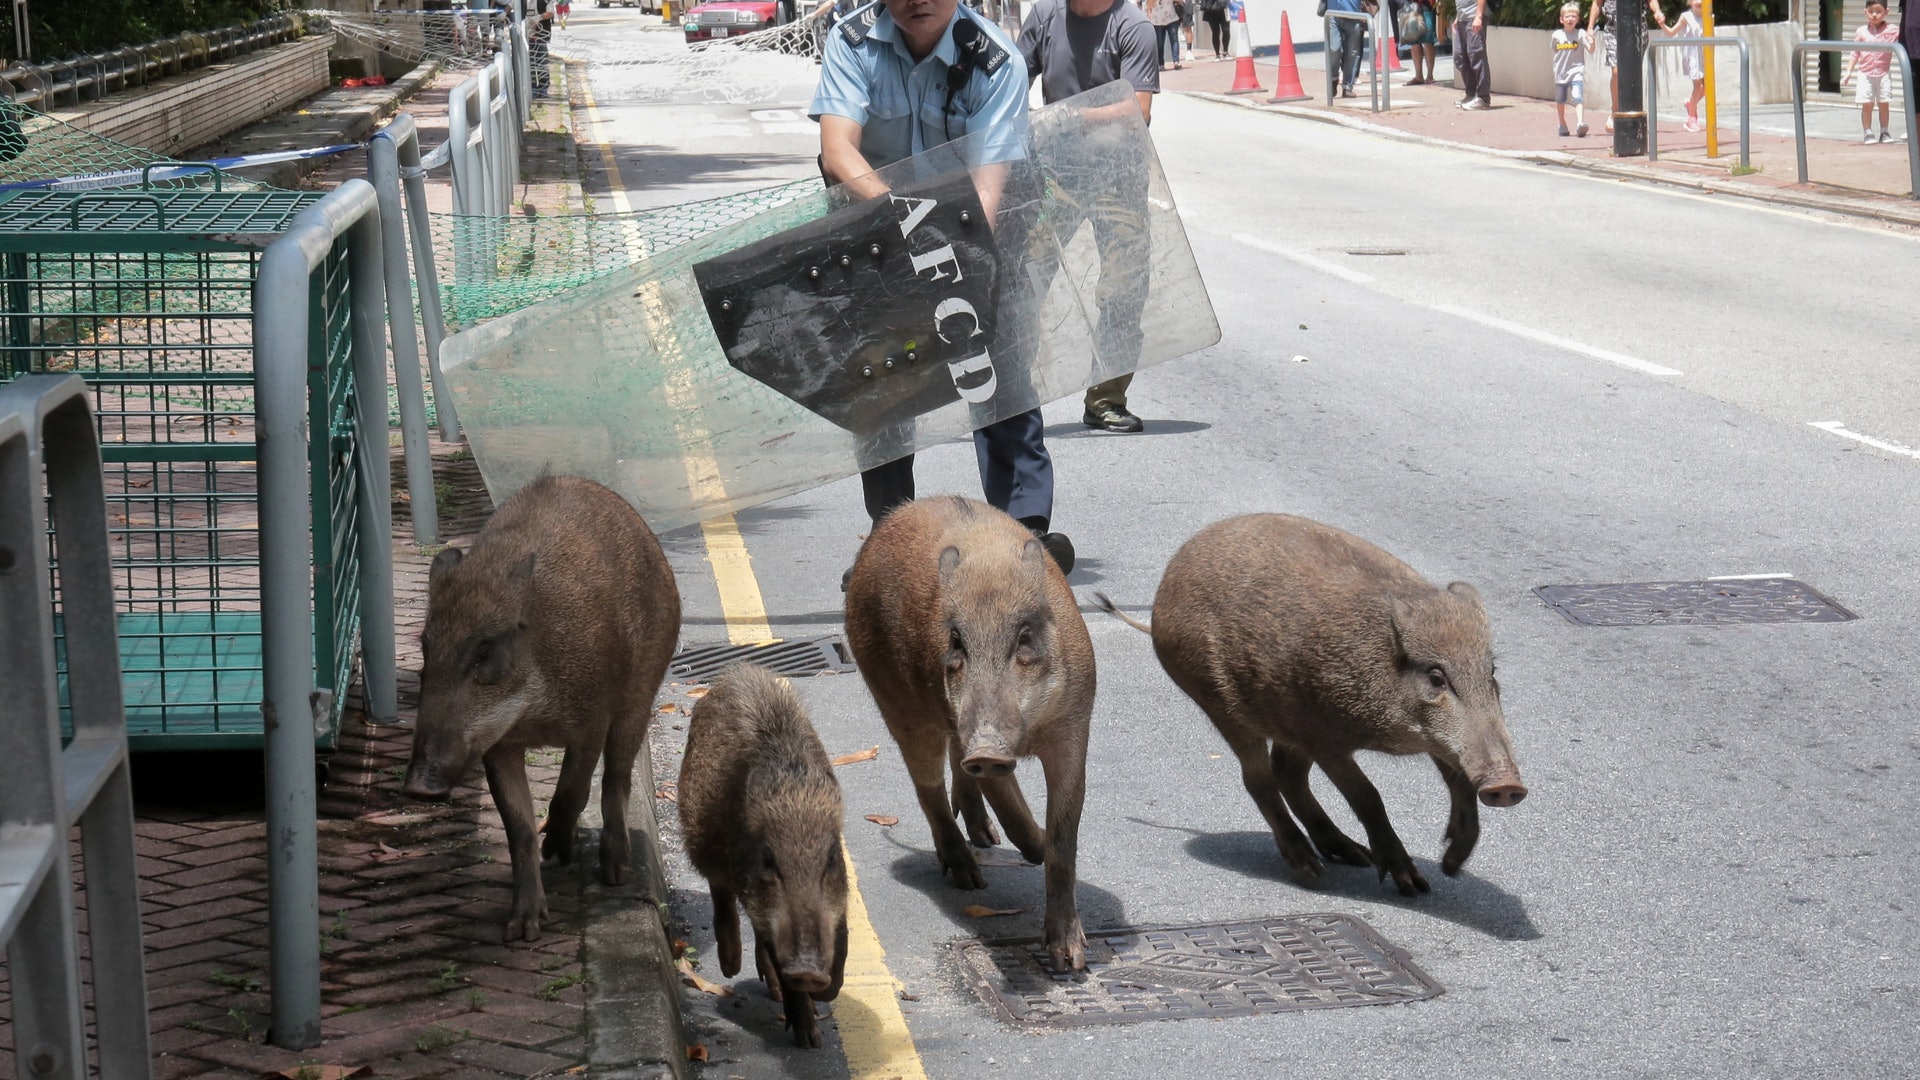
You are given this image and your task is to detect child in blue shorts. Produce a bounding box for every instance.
[1551,2,1592,137]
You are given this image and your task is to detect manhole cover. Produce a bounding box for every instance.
[668,634,856,682]
[1533,578,1857,627]
[1344,247,1408,256]
[956,914,1441,1028]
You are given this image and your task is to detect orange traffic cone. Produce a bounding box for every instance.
[1227,6,1264,95]
[1374,19,1404,72]
[1267,11,1310,103]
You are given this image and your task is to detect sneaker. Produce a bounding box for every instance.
[1881,130,1896,143]
[1456,97,1473,109]
[1558,124,1570,137]
[1461,98,1489,111]
[1684,118,1702,132]
[1576,121,1589,137]
[1082,404,1144,434]
[1034,531,1075,575]
[1864,131,1878,144]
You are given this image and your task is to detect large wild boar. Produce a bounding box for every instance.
[678,662,848,1048]
[1096,514,1526,897]
[844,496,1095,971]
[403,475,681,941]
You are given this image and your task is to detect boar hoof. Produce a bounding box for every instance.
[1046,919,1087,972]
[938,846,986,890]
[541,828,574,867]
[1375,856,1430,897]
[503,906,547,943]
[1315,833,1372,868]
[1276,837,1326,882]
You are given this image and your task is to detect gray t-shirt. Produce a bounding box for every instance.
[1454,0,1478,22]
[1551,28,1584,83]
[1017,0,1160,105]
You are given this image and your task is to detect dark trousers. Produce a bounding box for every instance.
[859,410,1053,529]
[1453,15,1489,102]
[1331,19,1365,89]
[1206,15,1229,52]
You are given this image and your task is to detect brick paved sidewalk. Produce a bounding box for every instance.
[1162,58,1920,220]
[1,61,682,1080]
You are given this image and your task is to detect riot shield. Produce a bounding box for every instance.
[439,79,1218,533]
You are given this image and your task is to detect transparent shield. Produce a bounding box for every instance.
[440,79,1218,532]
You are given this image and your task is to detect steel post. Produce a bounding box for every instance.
[368,115,440,543]
[1612,0,1648,155]
[1324,10,1381,111]
[1792,40,1917,197]
[253,180,381,1050]
[1646,37,1748,169]
[401,136,462,441]
[348,209,398,724]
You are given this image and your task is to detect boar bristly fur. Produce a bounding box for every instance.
[679,663,848,1048]
[1101,514,1526,897]
[403,475,680,942]
[845,496,1095,971]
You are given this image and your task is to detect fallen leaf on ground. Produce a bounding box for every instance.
[686,686,710,699]
[677,958,733,997]
[962,905,1024,918]
[657,702,684,715]
[832,746,880,766]
[687,1044,711,1062]
[672,939,690,959]
[655,782,678,802]
[864,814,900,827]
[898,989,920,1001]
[274,1066,369,1079]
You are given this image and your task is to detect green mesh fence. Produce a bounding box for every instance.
[0,102,260,193]
[428,177,825,330]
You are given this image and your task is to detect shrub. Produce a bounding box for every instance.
[5,1,289,63]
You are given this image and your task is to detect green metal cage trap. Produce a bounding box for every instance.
[0,186,372,751]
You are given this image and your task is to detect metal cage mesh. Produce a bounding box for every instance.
[0,190,362,750]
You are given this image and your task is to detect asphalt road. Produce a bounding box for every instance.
[562,14,1920,1076]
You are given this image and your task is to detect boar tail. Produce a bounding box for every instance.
[1090,592,1153,635]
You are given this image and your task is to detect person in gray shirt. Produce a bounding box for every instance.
[1454,0,1492,109]
[1018,0,1158,434]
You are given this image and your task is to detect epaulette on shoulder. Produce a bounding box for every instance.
[838,1,884,46]
[955,9,1012,76]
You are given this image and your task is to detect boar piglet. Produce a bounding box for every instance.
[1097,513,1525,897]
[403,475,680,941]
[679,662,848,1048]
[845,496,1095,971]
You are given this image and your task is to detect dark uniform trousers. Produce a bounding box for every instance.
[861,411,1053,531]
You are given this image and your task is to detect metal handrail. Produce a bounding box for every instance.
[1791,40,1919,198]
[0,14,299,110]
[1325,9,1387,113]
[1645,36,1749,169]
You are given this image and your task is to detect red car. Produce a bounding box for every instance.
[682,0,792,42]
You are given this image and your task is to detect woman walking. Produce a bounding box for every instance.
[1401,0,1439,82]
[1201,0,1229,57]
[1146,0,1184,69]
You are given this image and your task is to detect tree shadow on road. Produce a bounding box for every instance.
[1170,826,1543,942]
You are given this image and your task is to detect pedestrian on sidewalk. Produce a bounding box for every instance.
[1328,0,1373,96]
[1551,3,1590,136]
[1843,0,1904,143]
[557,0,572,27]
[1650,0,1704,131]
[529,0,554,97]
[1145,0,1184,69]
[1587,0,1628,130]
[1453,0,1491,108]
[1904,0,1920,86]
[1018,0,1160,435]
[1202,0,1229,57]
[1402,0,1439,83]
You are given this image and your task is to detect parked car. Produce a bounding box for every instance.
[682,0,793,42]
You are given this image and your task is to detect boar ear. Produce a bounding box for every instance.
[428,546,464,591]
[1446,581,1484,608]
[937,545,962,585]
[1020,537,1046,576]
[507,552,539,622]
[1387,594,1417,662]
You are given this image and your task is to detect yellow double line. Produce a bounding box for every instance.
[573,70,928,1080]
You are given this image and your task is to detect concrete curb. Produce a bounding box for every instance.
[1181,89,1920,228]
[209,57,442,189]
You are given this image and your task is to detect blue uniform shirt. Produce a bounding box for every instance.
[810,2,1030,171]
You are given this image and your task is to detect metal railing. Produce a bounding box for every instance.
[1791,40,1919,198]
[1646,36,1750,169]
[0,373,153,1080]
[253,179,397,1049]
[446,31,526,217]
[1325,9,1388,113]
[368,114,447,541]
[0,15,301,110]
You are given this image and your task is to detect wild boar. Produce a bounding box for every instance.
[844,496,1095,971]
[403,475,681,941]
[678,662,848,1048]
[1096,513,1526,896]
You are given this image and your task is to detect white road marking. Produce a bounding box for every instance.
[1807,421,1920,459]
[1429,303,1683,378]
[1230,232,1377,284]
[1708,573,1793,580]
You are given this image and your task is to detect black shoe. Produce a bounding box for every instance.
[1082,404,1144,434]
[1036,531,1075,575]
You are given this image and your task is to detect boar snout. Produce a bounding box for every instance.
[961,749,1017,778]
[781,965,832,995]
[1477,778,1528,807]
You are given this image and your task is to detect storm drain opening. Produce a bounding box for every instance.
[1533,578,1858,627]
[668,634,857,682]
[1344,247,1409,256]
[956,914,1442,1029]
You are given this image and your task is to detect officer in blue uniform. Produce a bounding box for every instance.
[812,0,1074,576]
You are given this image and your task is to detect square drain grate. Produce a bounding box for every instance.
[668,634,857,682]
[956,914,1441,1029]
[1534,578,1858,627]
